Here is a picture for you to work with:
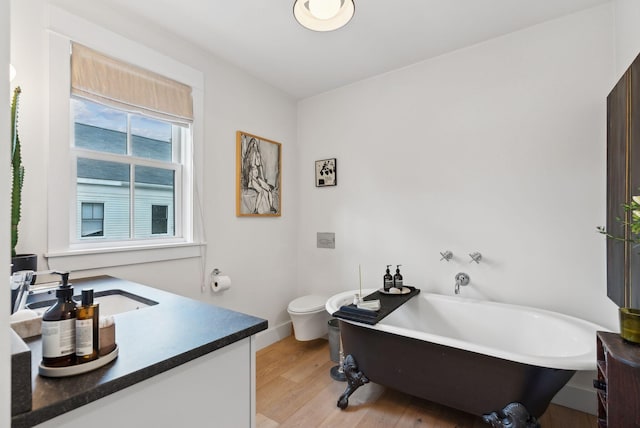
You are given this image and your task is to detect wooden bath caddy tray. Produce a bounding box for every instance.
[333,287,420,325]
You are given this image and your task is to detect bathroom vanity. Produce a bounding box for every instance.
[10,276,267,427]
[595,331,640,427]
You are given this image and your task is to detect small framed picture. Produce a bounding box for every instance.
[315,158,337,187]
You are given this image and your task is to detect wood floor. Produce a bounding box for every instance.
[256,335,597,427]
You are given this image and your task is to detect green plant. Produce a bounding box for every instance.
[598,196,640,244]
[10,86,23,258]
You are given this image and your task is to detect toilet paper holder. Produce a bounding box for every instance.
[210,268,232,293]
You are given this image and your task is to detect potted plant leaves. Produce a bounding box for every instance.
[10,86,37,274]
[598,197,640,344]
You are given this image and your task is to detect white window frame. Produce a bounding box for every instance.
[45,7,204,271]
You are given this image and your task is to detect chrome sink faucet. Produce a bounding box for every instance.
[11,270,34,314]
[454,272,469,295]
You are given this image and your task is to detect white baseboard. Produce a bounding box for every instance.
[254,321,292,351]
[552,381,597,415]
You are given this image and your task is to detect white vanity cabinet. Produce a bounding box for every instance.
[11,277,266,428]
[36,337,256,427]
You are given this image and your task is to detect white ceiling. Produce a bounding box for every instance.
[53,0,611,99]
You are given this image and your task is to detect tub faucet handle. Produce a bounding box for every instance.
[454,272,470,295]
[469,252,482,264]
[439,251,453,262]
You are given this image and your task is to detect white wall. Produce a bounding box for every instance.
[297,4,619,331]
[613,0,640,76]
[10,0,298,341]
[296,5,620,413]
[2,0,11,425]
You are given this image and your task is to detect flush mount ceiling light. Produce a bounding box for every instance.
[293,0,355,32]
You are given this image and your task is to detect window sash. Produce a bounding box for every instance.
[81,202,104,220]
[81,220,104,237]
[72,152,182,242]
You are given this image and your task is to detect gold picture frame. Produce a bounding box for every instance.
[236,131,282,217]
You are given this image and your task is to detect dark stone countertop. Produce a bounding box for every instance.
[11,275,268,428]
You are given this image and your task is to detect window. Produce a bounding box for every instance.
[152,205,169,235]
[46,24,204,270]
[70,42,190,246]
[81,203,104,237]
[72,97,181,241]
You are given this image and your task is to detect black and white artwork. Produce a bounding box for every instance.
[315,158,337,187]
[236,131,281,216]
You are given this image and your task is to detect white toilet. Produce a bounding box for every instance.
[287,295,330,341]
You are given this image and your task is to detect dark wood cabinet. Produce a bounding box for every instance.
[607,65,629,308]
[595,331,640,427]
[607,52,640,309]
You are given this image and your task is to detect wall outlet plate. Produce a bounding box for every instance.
[317,232,335,249]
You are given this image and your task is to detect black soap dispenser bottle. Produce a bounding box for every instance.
[383,265,394,291]
[76,288,100,363]
[42,271,78,367]
[393,265,403,289]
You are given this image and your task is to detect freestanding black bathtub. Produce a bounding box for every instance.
[328,289,605,427]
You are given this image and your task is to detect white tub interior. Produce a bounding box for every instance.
[327,289,608,370]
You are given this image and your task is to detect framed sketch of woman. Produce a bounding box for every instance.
[236,131,281,216]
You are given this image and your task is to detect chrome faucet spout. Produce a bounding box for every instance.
[11,270,34,314]
[454,272,470,295]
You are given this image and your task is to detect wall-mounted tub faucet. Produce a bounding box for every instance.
[455,272,470,294]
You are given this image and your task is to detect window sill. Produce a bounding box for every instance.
[45,241,205,271]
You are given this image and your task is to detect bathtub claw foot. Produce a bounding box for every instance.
[482,402,539,428]
[337,354,369,409]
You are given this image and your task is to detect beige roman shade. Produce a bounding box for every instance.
[71,42,193,123]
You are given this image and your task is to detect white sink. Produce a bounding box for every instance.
[94,294,152,317]
[26,289,158,317]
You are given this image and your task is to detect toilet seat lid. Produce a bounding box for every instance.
[288,295,327,313]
